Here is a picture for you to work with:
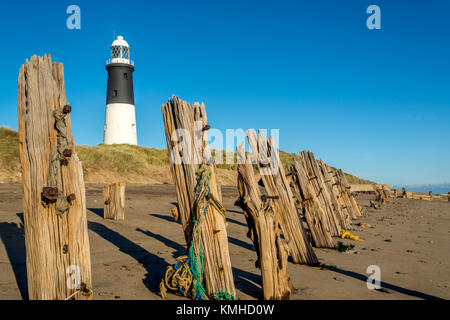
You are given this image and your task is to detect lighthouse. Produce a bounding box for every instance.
[104,36,137,145]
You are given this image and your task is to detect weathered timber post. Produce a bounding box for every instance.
[300,151,341,236]
[103,182,125,220]
[18,55,92,300]
[235,143,293,299]
[336,169,362,217]
[448,192,450,202]
[247,130,318,265]
[319,162,354,226]
[401,188,407,198]
[160,96,235,299]
[289,161,336,248]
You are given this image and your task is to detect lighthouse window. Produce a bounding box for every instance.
[124,73,128,79]
[113,90,118,97]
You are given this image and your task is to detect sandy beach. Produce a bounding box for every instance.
[0,183,448,300]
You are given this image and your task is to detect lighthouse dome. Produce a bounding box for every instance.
[108,35,134,66]
[111,36,129,48]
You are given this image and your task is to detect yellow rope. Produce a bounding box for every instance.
[160,255,195,300]
[340,229,362,241]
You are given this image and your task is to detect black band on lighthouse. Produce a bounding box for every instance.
[106,63,135,105]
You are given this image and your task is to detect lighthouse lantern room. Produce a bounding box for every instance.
[104,35,137,145]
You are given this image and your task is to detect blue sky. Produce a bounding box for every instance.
[0,0,449,186]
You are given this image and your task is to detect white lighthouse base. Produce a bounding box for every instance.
[104,103,137,145]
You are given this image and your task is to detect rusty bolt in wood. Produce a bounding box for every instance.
[63,105,72,114]
[261,195,279,202]
[42,187,58,201]
[80,282,93,296]
[63,244,68,254]
[104,199,111,205]
[67,193,76,203]
[63,149,72,158]
[202,125,211,132]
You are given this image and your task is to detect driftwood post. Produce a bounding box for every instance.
[18,55,92,300]
[235,143,293,299]
[336,169,362,217]
[103,182,125,220]
[318,162,353,226]
[247,130,318,265]
[289,161,336,248]
[161,96,235,298]
[300,151,341,236]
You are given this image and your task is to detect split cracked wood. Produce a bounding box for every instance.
[289,161,336,248]
[236,143,294,299]
[318,161,353,226]
[161,95,235,297]
[18,55,92,300]
[336,169,362,217]
[247,130,318,265]
[300,151,342,236]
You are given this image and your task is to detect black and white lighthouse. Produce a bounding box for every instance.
[104,36,137,145]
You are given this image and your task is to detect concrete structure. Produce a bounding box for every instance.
[104,36,137,145]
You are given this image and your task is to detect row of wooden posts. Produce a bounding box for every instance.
[370,185,449,209]
[14,56,363,300]
[18,56,446,300]
[160,96,365,299]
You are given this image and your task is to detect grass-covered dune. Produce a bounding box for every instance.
[0,127,374,185]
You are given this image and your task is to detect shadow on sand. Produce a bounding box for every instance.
[0,215,28,300]
[136,228,186,258]
[88,208,104,219]
[88,221,168,294]
[149,213,180,224]
[228,236,255,252]
[232,267,261,299]
[331,268,444,300]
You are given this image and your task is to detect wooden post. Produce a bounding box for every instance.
[161,96,235,298]
[300,151,341,236]
[247,130,318,265]
[18,55,92,300]
[236,143,293,299]
[320,163,355,225]
[336,169,362,217]
[448,192,450,202]
[103,182,125,220]
[289,161,336,248]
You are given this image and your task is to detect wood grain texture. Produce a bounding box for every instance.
[161,96,235,297]
[336,169,362,217]
[289,161,336,248]
[236,143,293,299]
[103,182,125,220]
[319,162,354,223]
[247,130,318,265]
[18,55,92,300]
[300,151,342,236]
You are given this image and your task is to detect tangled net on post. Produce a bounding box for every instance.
[160,164,236,300]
